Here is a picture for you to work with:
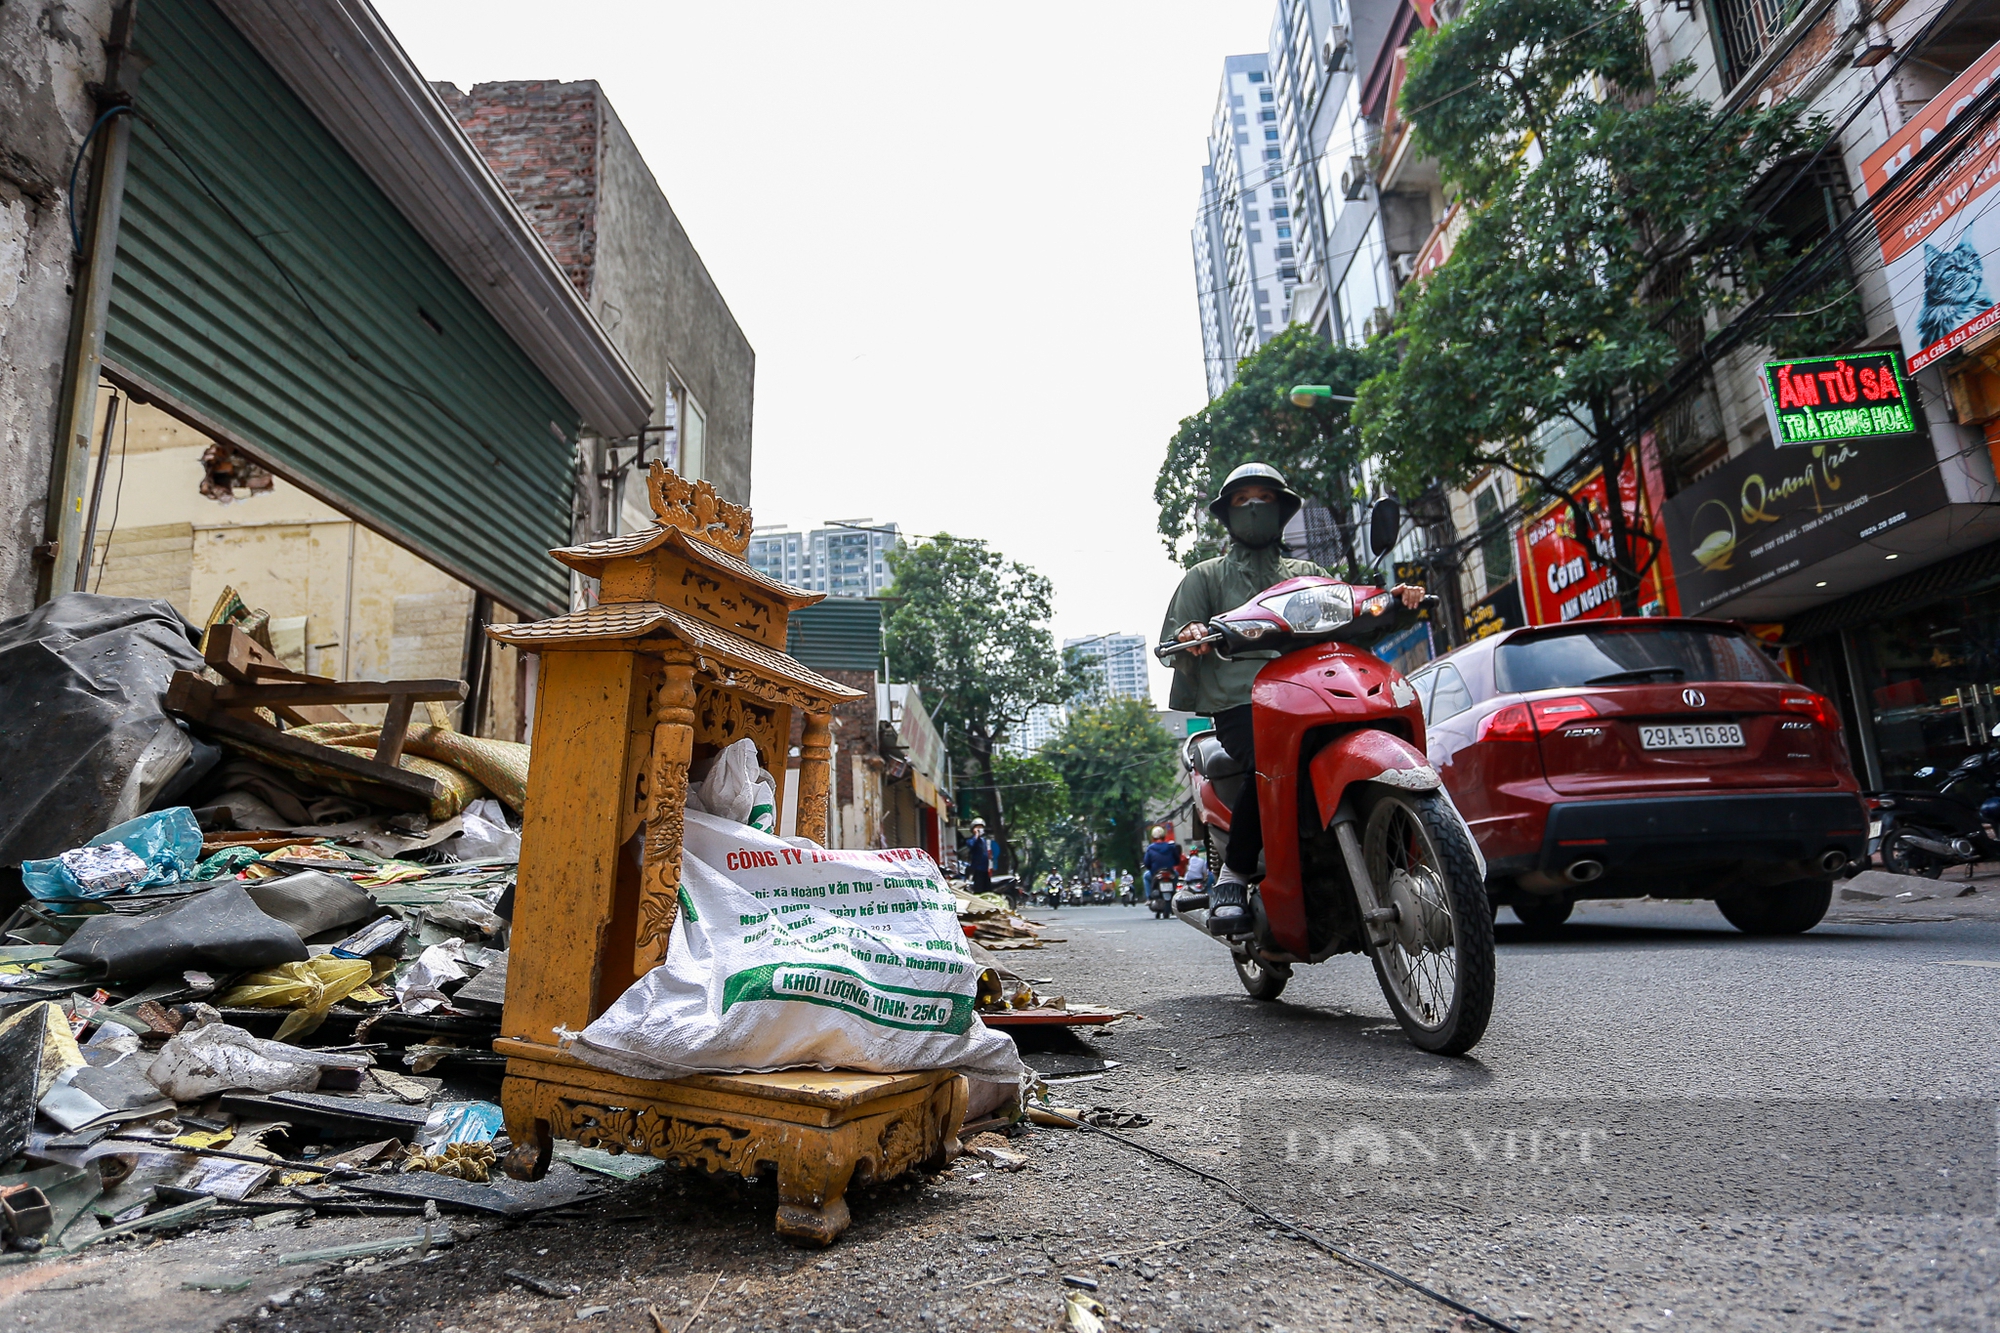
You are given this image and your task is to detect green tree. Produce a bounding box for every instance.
[1156,326,1385,572]
[1353,0,1821,610]
[882,536,1068,866]
[1046,698,1181,875]
[988,750,1071,885]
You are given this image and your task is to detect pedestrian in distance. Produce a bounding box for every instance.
[963,817,1000,900]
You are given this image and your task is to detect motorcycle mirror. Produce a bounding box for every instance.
[1367,496,1402,559]
[1990,719,2000,739]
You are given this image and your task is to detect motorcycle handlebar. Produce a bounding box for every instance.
[1155,595,1437,660]
[1155,632,1220,661]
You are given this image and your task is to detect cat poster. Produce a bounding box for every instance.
[1860,37,2000,372]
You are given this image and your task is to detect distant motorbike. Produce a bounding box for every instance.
[1145,869,1177,919]
[986,873,1022,908]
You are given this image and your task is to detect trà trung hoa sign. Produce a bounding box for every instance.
[1760,351,1916,447]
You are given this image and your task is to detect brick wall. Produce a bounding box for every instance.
[435,80,601,299]
[788,668,879,806]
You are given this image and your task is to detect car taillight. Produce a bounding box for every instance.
[1781,693,1839,731]
[1530,697,1598,729]
[1480,703,1536,741]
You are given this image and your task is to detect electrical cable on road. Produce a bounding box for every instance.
[1043,1109,1527,1333]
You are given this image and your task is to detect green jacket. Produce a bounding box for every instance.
[1160,543,1326,714]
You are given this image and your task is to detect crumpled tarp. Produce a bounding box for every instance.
[242,870,379,938]
[0,594,211,867]
[56,882,309,980]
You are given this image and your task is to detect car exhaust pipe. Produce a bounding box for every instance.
[1564,859,1604,884]
[1819,849,1849,874]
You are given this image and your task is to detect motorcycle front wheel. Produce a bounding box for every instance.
[1359,789,1496,1056]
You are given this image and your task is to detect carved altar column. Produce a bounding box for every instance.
[798,709,832,846]
[639,650,697,972]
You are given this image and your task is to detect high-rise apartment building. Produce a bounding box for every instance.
[1006,703,1068,756]
[1191,54,1296,399]
[747,521,900,598]
[1066,633,1151,704]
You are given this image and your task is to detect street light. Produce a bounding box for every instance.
[1288,383,1359,407]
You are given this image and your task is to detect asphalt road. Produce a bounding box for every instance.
[57,895,2000,1333]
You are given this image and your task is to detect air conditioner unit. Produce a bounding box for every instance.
[1323,24,1352,69]
[1391,252,1419,282]
[1340,155,1368,201]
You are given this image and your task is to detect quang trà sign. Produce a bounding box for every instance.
[1760,350,1917,447]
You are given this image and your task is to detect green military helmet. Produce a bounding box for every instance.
[1208,462,1304,525]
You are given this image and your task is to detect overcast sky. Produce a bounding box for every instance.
[376,1,1273,706]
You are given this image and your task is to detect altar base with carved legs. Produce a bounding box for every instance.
[497,1042,966,1245]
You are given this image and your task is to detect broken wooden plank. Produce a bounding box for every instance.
[165,678,442,809]
[205,679,465,708]
[377,694,416,767]
[204,625,349,724]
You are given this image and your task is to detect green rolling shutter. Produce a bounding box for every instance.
[104,0,579,618]
[786,600,886,674]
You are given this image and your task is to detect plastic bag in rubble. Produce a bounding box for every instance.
[697,738,777,829]
[216,955,380,1041]
[448,798,521,861]
[21,806,204,901]
[570,810,1022,1081]
[146,1007,373,1100]
[413,1100,506,1151]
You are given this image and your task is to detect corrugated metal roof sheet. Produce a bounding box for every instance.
[104,0,580,618]
[786,599,884,674]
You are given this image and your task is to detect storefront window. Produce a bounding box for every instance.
[1846,583,2000,787]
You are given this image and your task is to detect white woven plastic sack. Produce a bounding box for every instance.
[571,810,1021,1080]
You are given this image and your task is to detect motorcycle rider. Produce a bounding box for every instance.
[1161,463,1425,937]
[1141,824,1182,903]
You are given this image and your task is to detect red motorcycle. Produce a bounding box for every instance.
[1158,577,1495,1055]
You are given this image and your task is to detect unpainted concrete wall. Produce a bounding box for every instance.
[439,78,754,506]
[0,0,112,619]
[591,95,754,505]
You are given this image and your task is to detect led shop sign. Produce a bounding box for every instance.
[1760,350,1916,446]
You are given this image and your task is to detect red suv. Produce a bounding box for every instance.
[1407,618,1866,934]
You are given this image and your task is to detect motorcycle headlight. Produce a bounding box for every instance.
[1260,584,1354,633]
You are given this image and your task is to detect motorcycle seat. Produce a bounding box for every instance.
[1186,731,1247,782]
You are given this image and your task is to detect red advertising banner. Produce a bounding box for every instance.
[1516,448,1678,626]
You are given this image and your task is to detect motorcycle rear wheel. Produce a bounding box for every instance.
[1881,829,1944,879]
[1359,788,1495,1056]
[1234,952,1290,1001]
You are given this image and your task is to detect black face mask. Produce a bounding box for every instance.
[1227,499,1285,549]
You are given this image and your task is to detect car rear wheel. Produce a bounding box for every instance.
[1716,879,1832,935]
[1512,896,1574,931]
[1359,789,1495,1056]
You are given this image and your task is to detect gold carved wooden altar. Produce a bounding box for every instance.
[487,465,966,1245]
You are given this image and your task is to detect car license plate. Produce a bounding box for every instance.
[1869,820,1883,839]
[1639,722,1745,750]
